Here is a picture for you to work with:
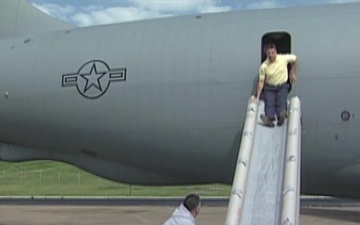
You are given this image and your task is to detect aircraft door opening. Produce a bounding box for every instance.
[261,32,292,92]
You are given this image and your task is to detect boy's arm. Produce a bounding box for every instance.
[288,55,298,83]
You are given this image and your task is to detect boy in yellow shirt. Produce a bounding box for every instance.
[255,44,298,127]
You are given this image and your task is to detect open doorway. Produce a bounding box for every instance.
[261,32,291,62]
[261,32,292,92]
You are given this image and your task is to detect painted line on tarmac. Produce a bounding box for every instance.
[0,196,360,207]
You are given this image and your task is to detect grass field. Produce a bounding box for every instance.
[0,161,231,196]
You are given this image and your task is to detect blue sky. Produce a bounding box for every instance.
[29,0,360,27]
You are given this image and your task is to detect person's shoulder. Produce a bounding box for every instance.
[260,60,268,68]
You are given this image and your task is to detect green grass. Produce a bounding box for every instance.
[0,161,231,196]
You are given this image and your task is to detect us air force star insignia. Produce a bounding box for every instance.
[62,60,126,99]
[80,63,106,93]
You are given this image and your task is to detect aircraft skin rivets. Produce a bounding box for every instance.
[24,38,32,44]
[341,111,350,121]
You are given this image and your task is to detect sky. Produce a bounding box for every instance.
[29,0,360,27]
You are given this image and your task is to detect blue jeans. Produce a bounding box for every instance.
[263,82,289,120]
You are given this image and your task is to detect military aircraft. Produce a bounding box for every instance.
[1,0,360,199]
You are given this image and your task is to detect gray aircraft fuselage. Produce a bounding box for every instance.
[1,2,360,198]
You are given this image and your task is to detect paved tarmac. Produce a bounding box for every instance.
[1,196,360,207]
[0,197,360,225]
[0,205,360,225]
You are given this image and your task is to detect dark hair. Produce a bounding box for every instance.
[264,43,277,52]
[183,194,200,212]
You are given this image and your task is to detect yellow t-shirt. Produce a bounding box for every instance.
[259,54,297,86]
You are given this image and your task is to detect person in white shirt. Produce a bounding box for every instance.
[163,194,201,225]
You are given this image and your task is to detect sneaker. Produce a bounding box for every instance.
[277,110,287,126]
[260,114,275,128]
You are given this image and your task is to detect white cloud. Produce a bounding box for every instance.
[331,0,360,3]
[32,3,75,22]
[131,0,230,13]
[32,0,231,27]
[32,0,360,27]
[246,0,283,9]
[197,5,232,13]
[72,6,171,27]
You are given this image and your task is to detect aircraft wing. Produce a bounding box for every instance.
[0,0,74,40]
